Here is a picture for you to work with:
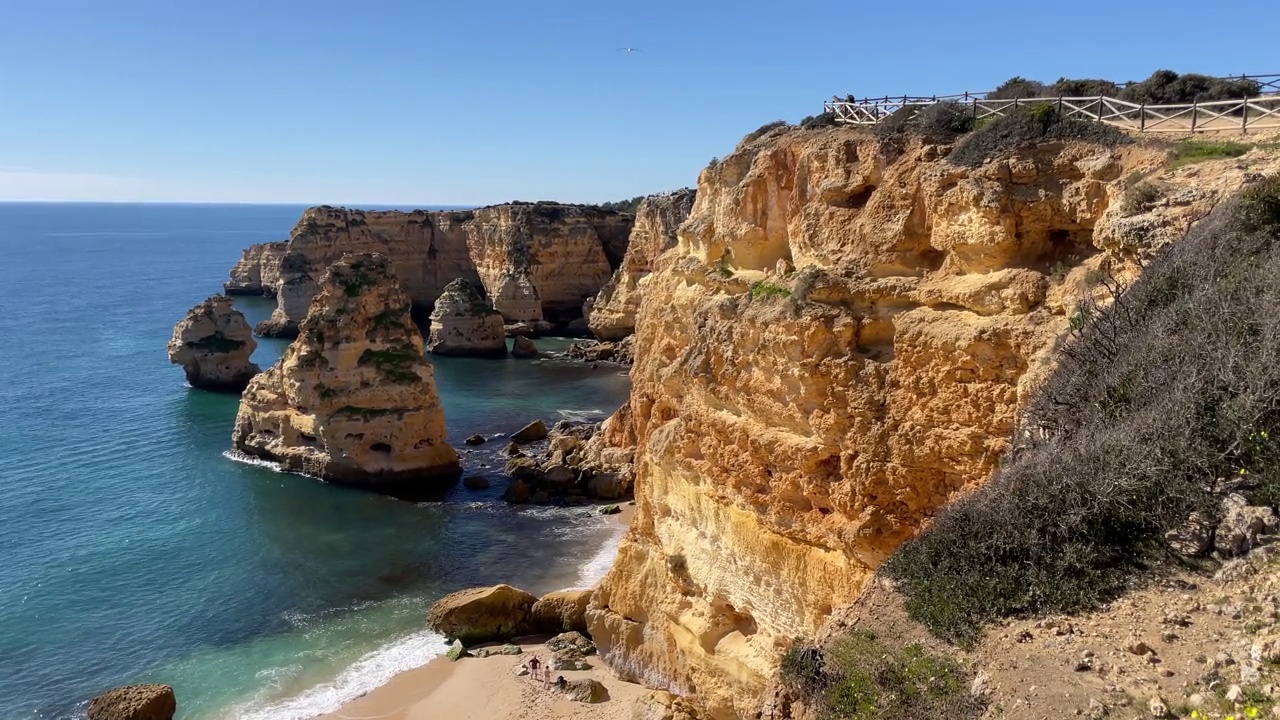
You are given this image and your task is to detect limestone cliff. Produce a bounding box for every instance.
[224,241,287,296]
[232,252,459,495]
[587,189,696,340]
[228,204,633,336]
[585,125,1280,719]
[427,278,506,357]
[166,296,260,392]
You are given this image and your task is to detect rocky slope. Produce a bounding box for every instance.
[228,204,633,336]
[587,189,696,340]
[232,252,459,495]
[166,295,260,392]
[584,125,1280,719]
[427,278,507,357]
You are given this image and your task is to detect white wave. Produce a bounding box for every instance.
[568,519,626,590]
[222,449,285,472]
[556,408,607,422]
[221,629,449,720]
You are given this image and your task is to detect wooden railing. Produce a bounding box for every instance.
[823,74,1280,134]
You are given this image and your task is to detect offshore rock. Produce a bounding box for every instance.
[87,684,176,720]
[228,204,633,338]
[427,278,507,357]
[512,335,540,358]
[224,241,287,296]
[232,253,459,496]
[167,296,260,392]
[587,189,695,340]
[567,336,635,365]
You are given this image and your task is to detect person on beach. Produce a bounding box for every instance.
[527,655,541,681]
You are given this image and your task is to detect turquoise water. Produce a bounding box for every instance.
[0,204,631,720]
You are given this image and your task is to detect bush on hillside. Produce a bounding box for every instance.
[1051,77,1123,97]
[884,178,1280,645]
[800,111,839,129]
[741,120,790,146]
[874,101,976,142]
[779,631,985,720]
[986,76,1048,100]
[1120,69,1261,104]
[947,104,1132,167]
[595,196,645,214]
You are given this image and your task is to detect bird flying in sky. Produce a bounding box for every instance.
[617,47,642,54]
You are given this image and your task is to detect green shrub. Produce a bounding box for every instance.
[885,179,1280,645]
[875,102,975,142]
[1051,77,1122,97]
[1172,138,1254,166]
[1120,69,1260,104]
[800,111,839,129]
[357,345,423,384]
[742,120,789,145]
[1121,181,1164,214]
[948,105,1132,167]
[750,280,792,301]
[188,334,246,353]
[780,631,985,720]
[987,76,1048,100]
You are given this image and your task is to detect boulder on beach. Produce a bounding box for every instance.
[512,336,540,359]
[446,639,469,662]
[560,678,609,704]
[546,630,596,655]
[551,648,590,671]
[511,419,549,444]
[428,584,537,644]
[531,591,592,634]
[87,684,176,720]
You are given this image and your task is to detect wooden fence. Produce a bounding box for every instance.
[823,74,1280,134]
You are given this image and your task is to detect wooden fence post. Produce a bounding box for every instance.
[1190,100,1198,132]
[1139,102,1146,132]
[1096,97,1104,120]
[1243,100,1250,134]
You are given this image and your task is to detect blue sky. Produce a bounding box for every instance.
[1,0,1275,205]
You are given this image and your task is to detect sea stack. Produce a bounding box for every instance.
[427,278,507,357]
[166,296,260,392]
[231,252,459,494]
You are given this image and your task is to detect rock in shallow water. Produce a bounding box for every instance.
[512,335,540,359]
[427,278,507,358]
[511,419,549,444]
[87,684,176,720]
[463,475,490,490]
[465,434,487,445]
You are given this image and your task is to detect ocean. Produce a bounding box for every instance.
[0,203,632,720]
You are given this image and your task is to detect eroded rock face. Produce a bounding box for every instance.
[87,684,175,720]
[427,278,506,357]
[427,584,537,644]
[228,204,634,336]
[225,241,287,296]
[167,296,260,392]
[531,590,592,634]
[586,127,1279,719]
[588,189,696,341]
[232,252,459,495]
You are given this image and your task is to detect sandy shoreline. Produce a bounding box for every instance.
[317,504,643,720]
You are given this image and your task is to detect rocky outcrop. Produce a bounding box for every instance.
[587,189,696,340]
[567,336,635,365]
[87,684,176,720]
[227,204,634,336]
[583,126,1280,718]
[501,421,635,505]
[531,590,592,634]
[428,584,538,644]
[232,253,459,495]
[427,278,506,357]
[512,336,540,358]
[225,241,287,296]
[166,296,260,392]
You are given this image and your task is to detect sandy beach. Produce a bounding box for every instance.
[318,505,645,720]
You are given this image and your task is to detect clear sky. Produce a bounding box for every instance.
[1,0,1275,205]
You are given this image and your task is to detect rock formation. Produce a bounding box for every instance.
[587,189,696,340]
[232,252,459,495]
[426,278,507,357]
[427,584,538,644]
[224,241,287,296]
[530,589,592,634]
[166,296,260,392]
[582,125,1280,718]
[227,203,634,337]
[511,336,539,358]
[87,684,176,720]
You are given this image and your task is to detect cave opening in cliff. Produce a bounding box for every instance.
[828,183,878,211]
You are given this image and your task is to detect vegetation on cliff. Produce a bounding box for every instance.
[986,69,1261,103]
[884,178,1280,645]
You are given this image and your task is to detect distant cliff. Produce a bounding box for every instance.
[225,203,633,337]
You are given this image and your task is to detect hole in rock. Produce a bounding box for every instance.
[370,442,393,454]
[828,184,877,210]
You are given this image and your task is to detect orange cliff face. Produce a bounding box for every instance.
[584,125,1280,719]
[226,204,633,337]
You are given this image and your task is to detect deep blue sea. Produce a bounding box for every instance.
[0,203,631,720]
